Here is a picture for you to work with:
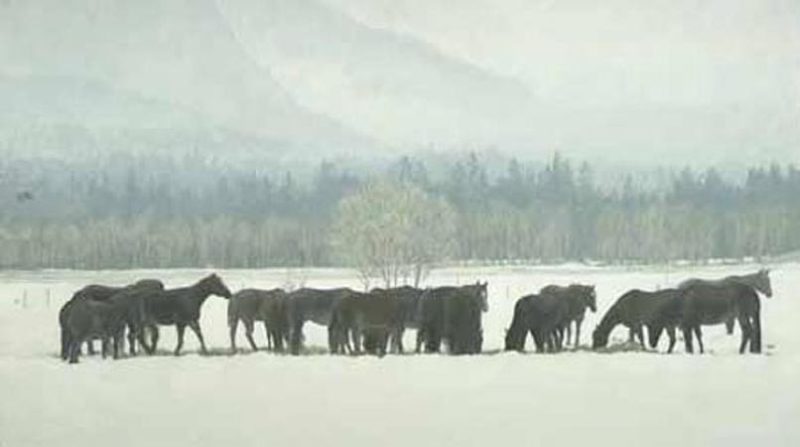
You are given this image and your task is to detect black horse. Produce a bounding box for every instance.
[417,282,488,355]
[540,284,597,348]
[504,284,595,353]
[64,284,159,364]
[370,286,425,354]
[328,289,395,356]
[678,281,762,354]
[678,269,772,334]
[144,273,232,355]
[286,287,354,355]
[591,288,682,352]
[228,288,289,353]
[59,279,163,360]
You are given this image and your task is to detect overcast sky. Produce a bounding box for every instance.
[1,0,798,167]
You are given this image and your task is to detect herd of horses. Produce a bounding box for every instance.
[56,269,771,364]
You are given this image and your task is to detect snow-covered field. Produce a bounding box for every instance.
[0,264,797,446]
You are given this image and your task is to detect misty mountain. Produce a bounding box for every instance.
[0,0,370,156]
[0,0,797,166]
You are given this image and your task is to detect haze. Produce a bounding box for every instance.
[1,0,797,167]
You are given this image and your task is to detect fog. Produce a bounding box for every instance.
[1,0,798,167]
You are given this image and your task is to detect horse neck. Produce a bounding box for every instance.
[188,283,214,305]
[595,307,621,340]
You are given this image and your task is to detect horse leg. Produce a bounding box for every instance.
[87,340,96,356]
[751,313,762,354]
[565,322,572,347]
[693,326,704,354]
[396,327,406,354]
[149,325,160,354]
[68,337,83,364]
[60,327,71,361]
[174,324,186,356]
[725,317,735,335]
[682,326,694,354]
[415,328,424,353]
[666,327,676,354]
[229,318,239,353]
[575,319,582,348]
[738,315,752,354]
[188,321,208,354]
[636,326,646,348]
[264,322,272,351]
[127,325,137,356]
[244,320,258,352]
[628,328,636,343]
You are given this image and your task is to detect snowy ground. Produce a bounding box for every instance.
[0,263,797,446]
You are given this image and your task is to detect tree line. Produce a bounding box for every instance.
[0,152,798,270]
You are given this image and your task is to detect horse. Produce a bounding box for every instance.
[59,279,163,360]
[285,287,354,355]
[328,289,397,356]
[591,288,683,352]
[144,273,232,356]
[228,288,289,353]
[504,284,594,353]
[417,282,488,355]
[64,285,158,364]
[678,269,772,334]
[540,284,597,348]
[504,293,564,353]
[369,286,425,354]
[678,281,762,354]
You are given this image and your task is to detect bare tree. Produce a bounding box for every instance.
[331,180,455,288]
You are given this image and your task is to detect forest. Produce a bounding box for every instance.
[0,151,798,269]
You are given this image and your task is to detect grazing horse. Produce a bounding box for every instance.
[144,274,232,356]
[286,287,354,355]
[540,284,597,348]
[591,289,682,352]
[417,282,488,355]
[370,286,425,353]
[678,269,772,334]
[228,288,289,353]
[679,282,762,354]
[504,284,594,353]
[504,293,564,353]
[59,279,163,360]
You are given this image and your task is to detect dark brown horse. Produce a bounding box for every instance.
[504,284,595,353]
[328,289,398,356]
[678,269,772,334]
[59,279,163,360]
[144,274,232,355]
[370,286,425,353]
[540,284,597,348]
[417,282,488,355]
[678,281,762,354]
[64,284,160,364]
[591,288,682,352]
[286,287,354,355]
[228,288,289,353]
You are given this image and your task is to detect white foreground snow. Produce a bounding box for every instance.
[0,264,797,446]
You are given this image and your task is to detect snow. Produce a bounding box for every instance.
[0,263,797,446]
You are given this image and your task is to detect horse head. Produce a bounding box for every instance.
[200,273,232,299]
[757,268,773,298]
[475,281,489,312]
[591,324,609,349]
[577,284,597,312]
[504,326,524,352]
